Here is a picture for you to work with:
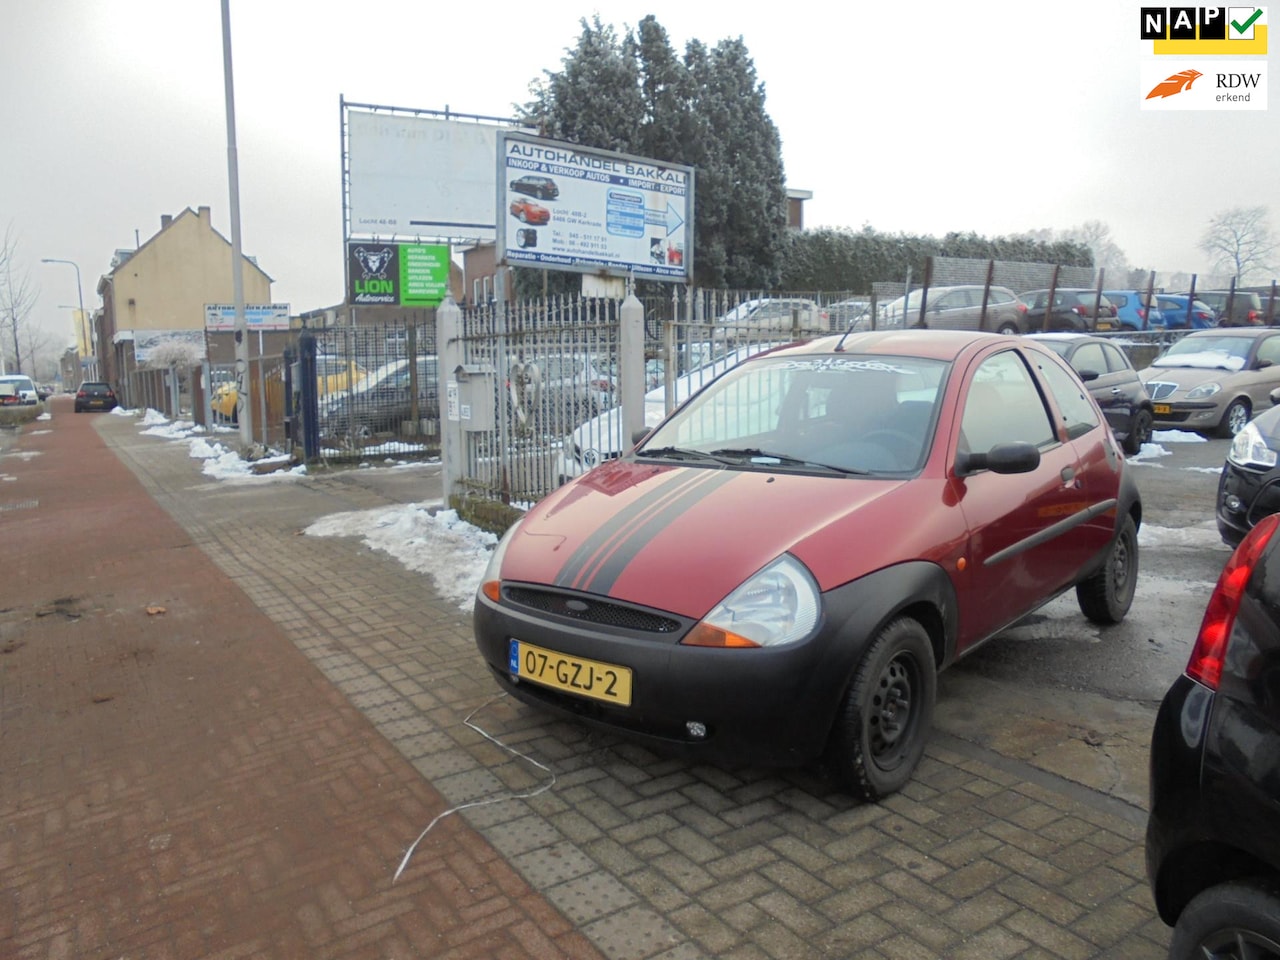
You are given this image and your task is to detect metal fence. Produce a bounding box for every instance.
[296,320,441,463]
[450,292,838,505]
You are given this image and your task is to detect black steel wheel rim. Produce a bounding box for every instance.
[868,654,917,766]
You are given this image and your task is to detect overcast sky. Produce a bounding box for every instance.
[3,1,1275,350]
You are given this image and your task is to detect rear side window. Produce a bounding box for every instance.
[1069,343,1107,377]
[1033,353,1101,441]
[1101,344,1131,374]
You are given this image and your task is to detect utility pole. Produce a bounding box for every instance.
[221,0,253,449]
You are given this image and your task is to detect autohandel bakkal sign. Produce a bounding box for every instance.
[347,241,450,306]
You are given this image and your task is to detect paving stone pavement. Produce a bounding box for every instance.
[1,401,1174,959]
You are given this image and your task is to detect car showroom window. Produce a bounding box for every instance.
[963,352,1056,453]
[1034,353,1100,440]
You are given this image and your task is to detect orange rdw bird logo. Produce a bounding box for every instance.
[1146,69,1203,99]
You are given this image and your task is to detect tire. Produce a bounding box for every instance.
[1219,398,1251,438]
[996,321,1019,336]
[1076,514,1138,624]
[1122,408,1153,456]
[825,617,936,801]
[1170,879,1280,960]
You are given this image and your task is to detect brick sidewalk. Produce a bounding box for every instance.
[0,400,602,959]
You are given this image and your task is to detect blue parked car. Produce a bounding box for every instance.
[1102,290,1163,331]
[1154,295,1217,329]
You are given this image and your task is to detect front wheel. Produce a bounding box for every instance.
[824,618,936,801]
[996,321,1019,336]
[1170,879,1280,960]
[1076,514,1138,623]
[1219,398,1251,438]
[1122,408,1153,455]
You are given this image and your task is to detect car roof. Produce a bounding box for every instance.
[767,329,1008,362]
[1024,332,1093,341]
[1184,327,1272,337]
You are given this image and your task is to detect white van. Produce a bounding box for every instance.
[0,374,39,405]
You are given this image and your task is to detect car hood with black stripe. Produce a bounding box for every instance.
[498,458,929,620]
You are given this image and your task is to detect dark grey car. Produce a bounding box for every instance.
[1026,334,1154,454]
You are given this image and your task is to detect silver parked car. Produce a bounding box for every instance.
[1140,328,1280,437]
[873,285,1030,334]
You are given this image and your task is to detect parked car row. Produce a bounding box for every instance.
[808,287,1274,335]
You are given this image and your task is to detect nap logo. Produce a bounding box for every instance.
[1141,6,1268,53]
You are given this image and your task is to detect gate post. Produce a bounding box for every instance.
[438,296,464,507]
[620,293,645,445]
[298,330,319,460]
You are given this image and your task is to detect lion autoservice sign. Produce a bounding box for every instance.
[497,132,693,283]
[347,241,450,306]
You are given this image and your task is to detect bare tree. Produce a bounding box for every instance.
[1064,221,1131,281]
[0,223,40,376]
[1200,206,1277,283]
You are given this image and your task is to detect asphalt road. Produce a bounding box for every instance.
[951,430,1233,704]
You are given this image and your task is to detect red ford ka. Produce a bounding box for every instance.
[474,330,1142,799]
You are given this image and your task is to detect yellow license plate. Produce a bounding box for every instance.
[1154,403,1172,415]
[1095,322,1115,331]
[510,640,633,706]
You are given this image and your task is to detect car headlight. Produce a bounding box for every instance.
[682,555,820,648]
[1185,382,1221,400]
[1229,421,1278,469]
[479,520,520,602]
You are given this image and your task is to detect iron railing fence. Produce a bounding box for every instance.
[301,319,441,462]
[454,293,840,505]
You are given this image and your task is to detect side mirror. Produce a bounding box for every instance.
[632,427,652,446]
[956,441,1041,477]
[1076,369,1100,382]
[1258,359,1275,370]
[1270,387,1280,405]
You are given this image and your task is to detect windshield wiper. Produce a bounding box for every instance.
[709,448,870,475]
[636,446,722,462]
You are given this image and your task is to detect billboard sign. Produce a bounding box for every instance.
[347,241,450,306]
[497,132,694,283]
[203,303,292,331]
[346,109,511,241]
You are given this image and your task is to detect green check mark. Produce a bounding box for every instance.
[1231,8,1262,35]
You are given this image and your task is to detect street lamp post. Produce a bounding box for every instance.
[41,258,91,381]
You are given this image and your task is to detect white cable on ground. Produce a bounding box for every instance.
[393,693,555,882]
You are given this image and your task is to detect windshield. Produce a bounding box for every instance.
[637,354,948,475]
[1154,336,1252,370]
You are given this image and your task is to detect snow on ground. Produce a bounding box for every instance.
[126,407,493,609]
[1128,429,1220,473]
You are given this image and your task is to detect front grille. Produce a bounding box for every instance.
[1146,382,1178,401]
[505,586,682,633]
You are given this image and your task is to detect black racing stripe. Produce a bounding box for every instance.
[553,468,713,589]
[582,469,739,595]
[565,469,726,591]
